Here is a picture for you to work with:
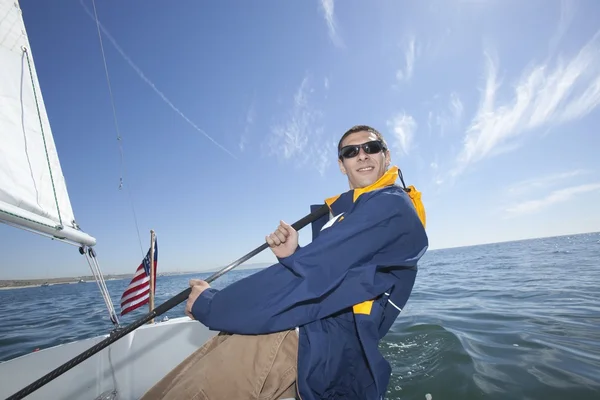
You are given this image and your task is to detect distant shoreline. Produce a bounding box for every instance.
[0,264,274,290]
[0,274,132,290]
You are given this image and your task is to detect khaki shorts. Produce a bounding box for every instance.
[140,330,298,400]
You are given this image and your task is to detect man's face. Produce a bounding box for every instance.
[338,130,391,189]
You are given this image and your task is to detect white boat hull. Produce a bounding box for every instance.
[0,317,217,400]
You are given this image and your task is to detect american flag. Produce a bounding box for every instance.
[120,238,158,316]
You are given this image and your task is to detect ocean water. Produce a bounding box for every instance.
[1,232,599,399]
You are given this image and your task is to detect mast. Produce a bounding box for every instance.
[149,229,156,323]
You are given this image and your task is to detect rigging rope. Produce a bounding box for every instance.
[79,0,237,160]
[82,246,120,326]
[91,0,144,257]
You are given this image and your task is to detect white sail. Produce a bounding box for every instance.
[0,0,95,247]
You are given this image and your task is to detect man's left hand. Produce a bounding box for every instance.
[185,279,211,320]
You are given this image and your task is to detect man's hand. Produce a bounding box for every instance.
[266,220,298,259]
[185,279,211,320]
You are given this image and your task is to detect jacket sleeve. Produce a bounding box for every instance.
[191,189,428,334]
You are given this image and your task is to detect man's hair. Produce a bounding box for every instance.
[337,125,388,153]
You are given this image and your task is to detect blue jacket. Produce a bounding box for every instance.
[192,167,429,399]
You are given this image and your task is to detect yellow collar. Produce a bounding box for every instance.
[325,166,399,208]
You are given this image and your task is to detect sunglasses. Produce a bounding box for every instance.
[338,140,386,159]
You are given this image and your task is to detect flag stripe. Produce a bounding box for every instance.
[121,276,150,299]
[121,295,150,315]
[121,284,150,303]
[120,238,158,316]
[131,266,147,280]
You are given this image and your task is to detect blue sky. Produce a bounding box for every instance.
[1,0,599,279]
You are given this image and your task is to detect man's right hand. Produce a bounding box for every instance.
[266,220,298,259]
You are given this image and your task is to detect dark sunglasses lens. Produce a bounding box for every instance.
[364,141,383,154]
[341,146,359,158]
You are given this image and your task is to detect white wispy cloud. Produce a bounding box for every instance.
[453,31,600,176]
[239,99,256,152]
[320,0,343,48]
[267,76,330,175]
[449,92,464,122]
[431,160,445,186]
[505,182,600,216]
[386,112,417,155]
[396,36,416,82]
[548,0,575,56]
[506,169,591,196]
[427,111,433,136]
[441,93,463,137]
[425,92,463,138]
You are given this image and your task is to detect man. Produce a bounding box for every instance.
[142,125,428,400]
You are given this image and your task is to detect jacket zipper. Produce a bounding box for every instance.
[296,329,303,400]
